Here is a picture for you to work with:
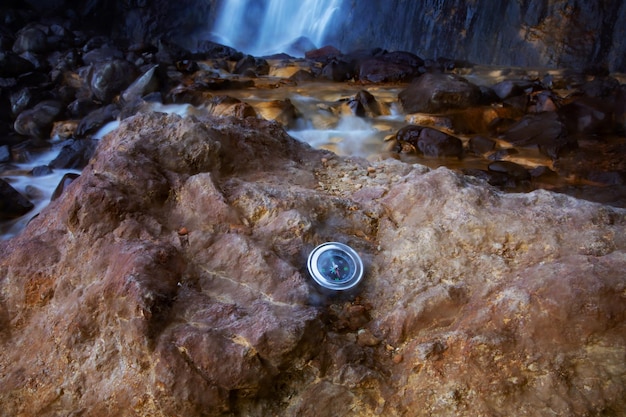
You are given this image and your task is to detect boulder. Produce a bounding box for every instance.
[398,73,483,113]
[13,100,64,139]
[500,111,575,158]
[0,112,625,417]
[49,138,99,169]
[0,178,34,219]
[88,59,138,102]
[396,124,463,158]
[356,51,423,83]
[12,24,48,54]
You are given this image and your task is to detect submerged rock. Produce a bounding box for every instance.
[0,113,625,417]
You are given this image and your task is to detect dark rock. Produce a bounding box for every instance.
[49,138,99,169]
[398,73,482,113]
[0,178,33,219]
[0,51,35,77]
[346,90,386,117]
[289,69,315,82]
[487,148,520,161]
[13,100,64,139]
[500,111,574,158]
[320,60,353,82]
[82,45,124,65]
[67,98,100,118]
[491,79,536,100]
[305,45,342,61]
[50,172,80,201]
[396,125,463,158]
[12,24,48,54]
[234,55,269,76]
[10,87,48,116]
[75,103,119,137]
[29,165,54,176]
[89,59,138,102]
[488,160,531,181]
[468,135,496,155]
[559,96,615,134]
[357,51,423,83]
[194,40,242,60]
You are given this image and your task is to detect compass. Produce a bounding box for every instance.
[307,242,364,291]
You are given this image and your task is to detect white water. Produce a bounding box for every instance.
[1,148,80,239]
[211,0,343,56]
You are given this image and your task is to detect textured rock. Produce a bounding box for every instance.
[1,113,625,417]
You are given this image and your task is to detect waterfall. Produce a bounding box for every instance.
[211,0,343,56]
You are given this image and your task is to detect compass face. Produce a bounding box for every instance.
[307,242,364,290]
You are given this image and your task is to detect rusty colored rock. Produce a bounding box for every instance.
[1,113,625,417]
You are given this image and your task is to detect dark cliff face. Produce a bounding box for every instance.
[16,0,626,71]
[328,0,626,71]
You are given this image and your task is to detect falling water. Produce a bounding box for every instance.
[211,0,343,56]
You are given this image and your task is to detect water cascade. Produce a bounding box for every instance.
[211,0,343,56]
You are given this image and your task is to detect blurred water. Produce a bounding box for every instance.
[211,0,343,56]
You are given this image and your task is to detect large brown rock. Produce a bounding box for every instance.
[1,113,625,416]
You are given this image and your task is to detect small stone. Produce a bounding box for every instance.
[357,329,380,347]
[367,166,376,174]
[392,353,404,364]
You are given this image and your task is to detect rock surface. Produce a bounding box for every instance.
[1,113,625,416]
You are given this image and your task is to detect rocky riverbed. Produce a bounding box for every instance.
[1,3,626,417]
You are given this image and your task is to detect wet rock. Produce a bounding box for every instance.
[468,135,496,155]
[75,103,119,137]
[396,125,463,158]
[82,45,124,65]
[205,95,257,119]
[234,55,269,76]
[344,90,388,118]
[398,73,483,113]
[29,165,54,176]
[253,98,299,128]
[12,24,48,54]
[10,87,49,116]
[320,60,354,82]
[49,138,99,169]
[491,79,536,99]
[289,69,315,82]
[50,172,80,201]
[0,178,33,219]
[88,59,138,102]
[13,100,64,139]
[66,98,100,118]
[51,120,78,140]
[500,111,574,158]
[488,160,531,181]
